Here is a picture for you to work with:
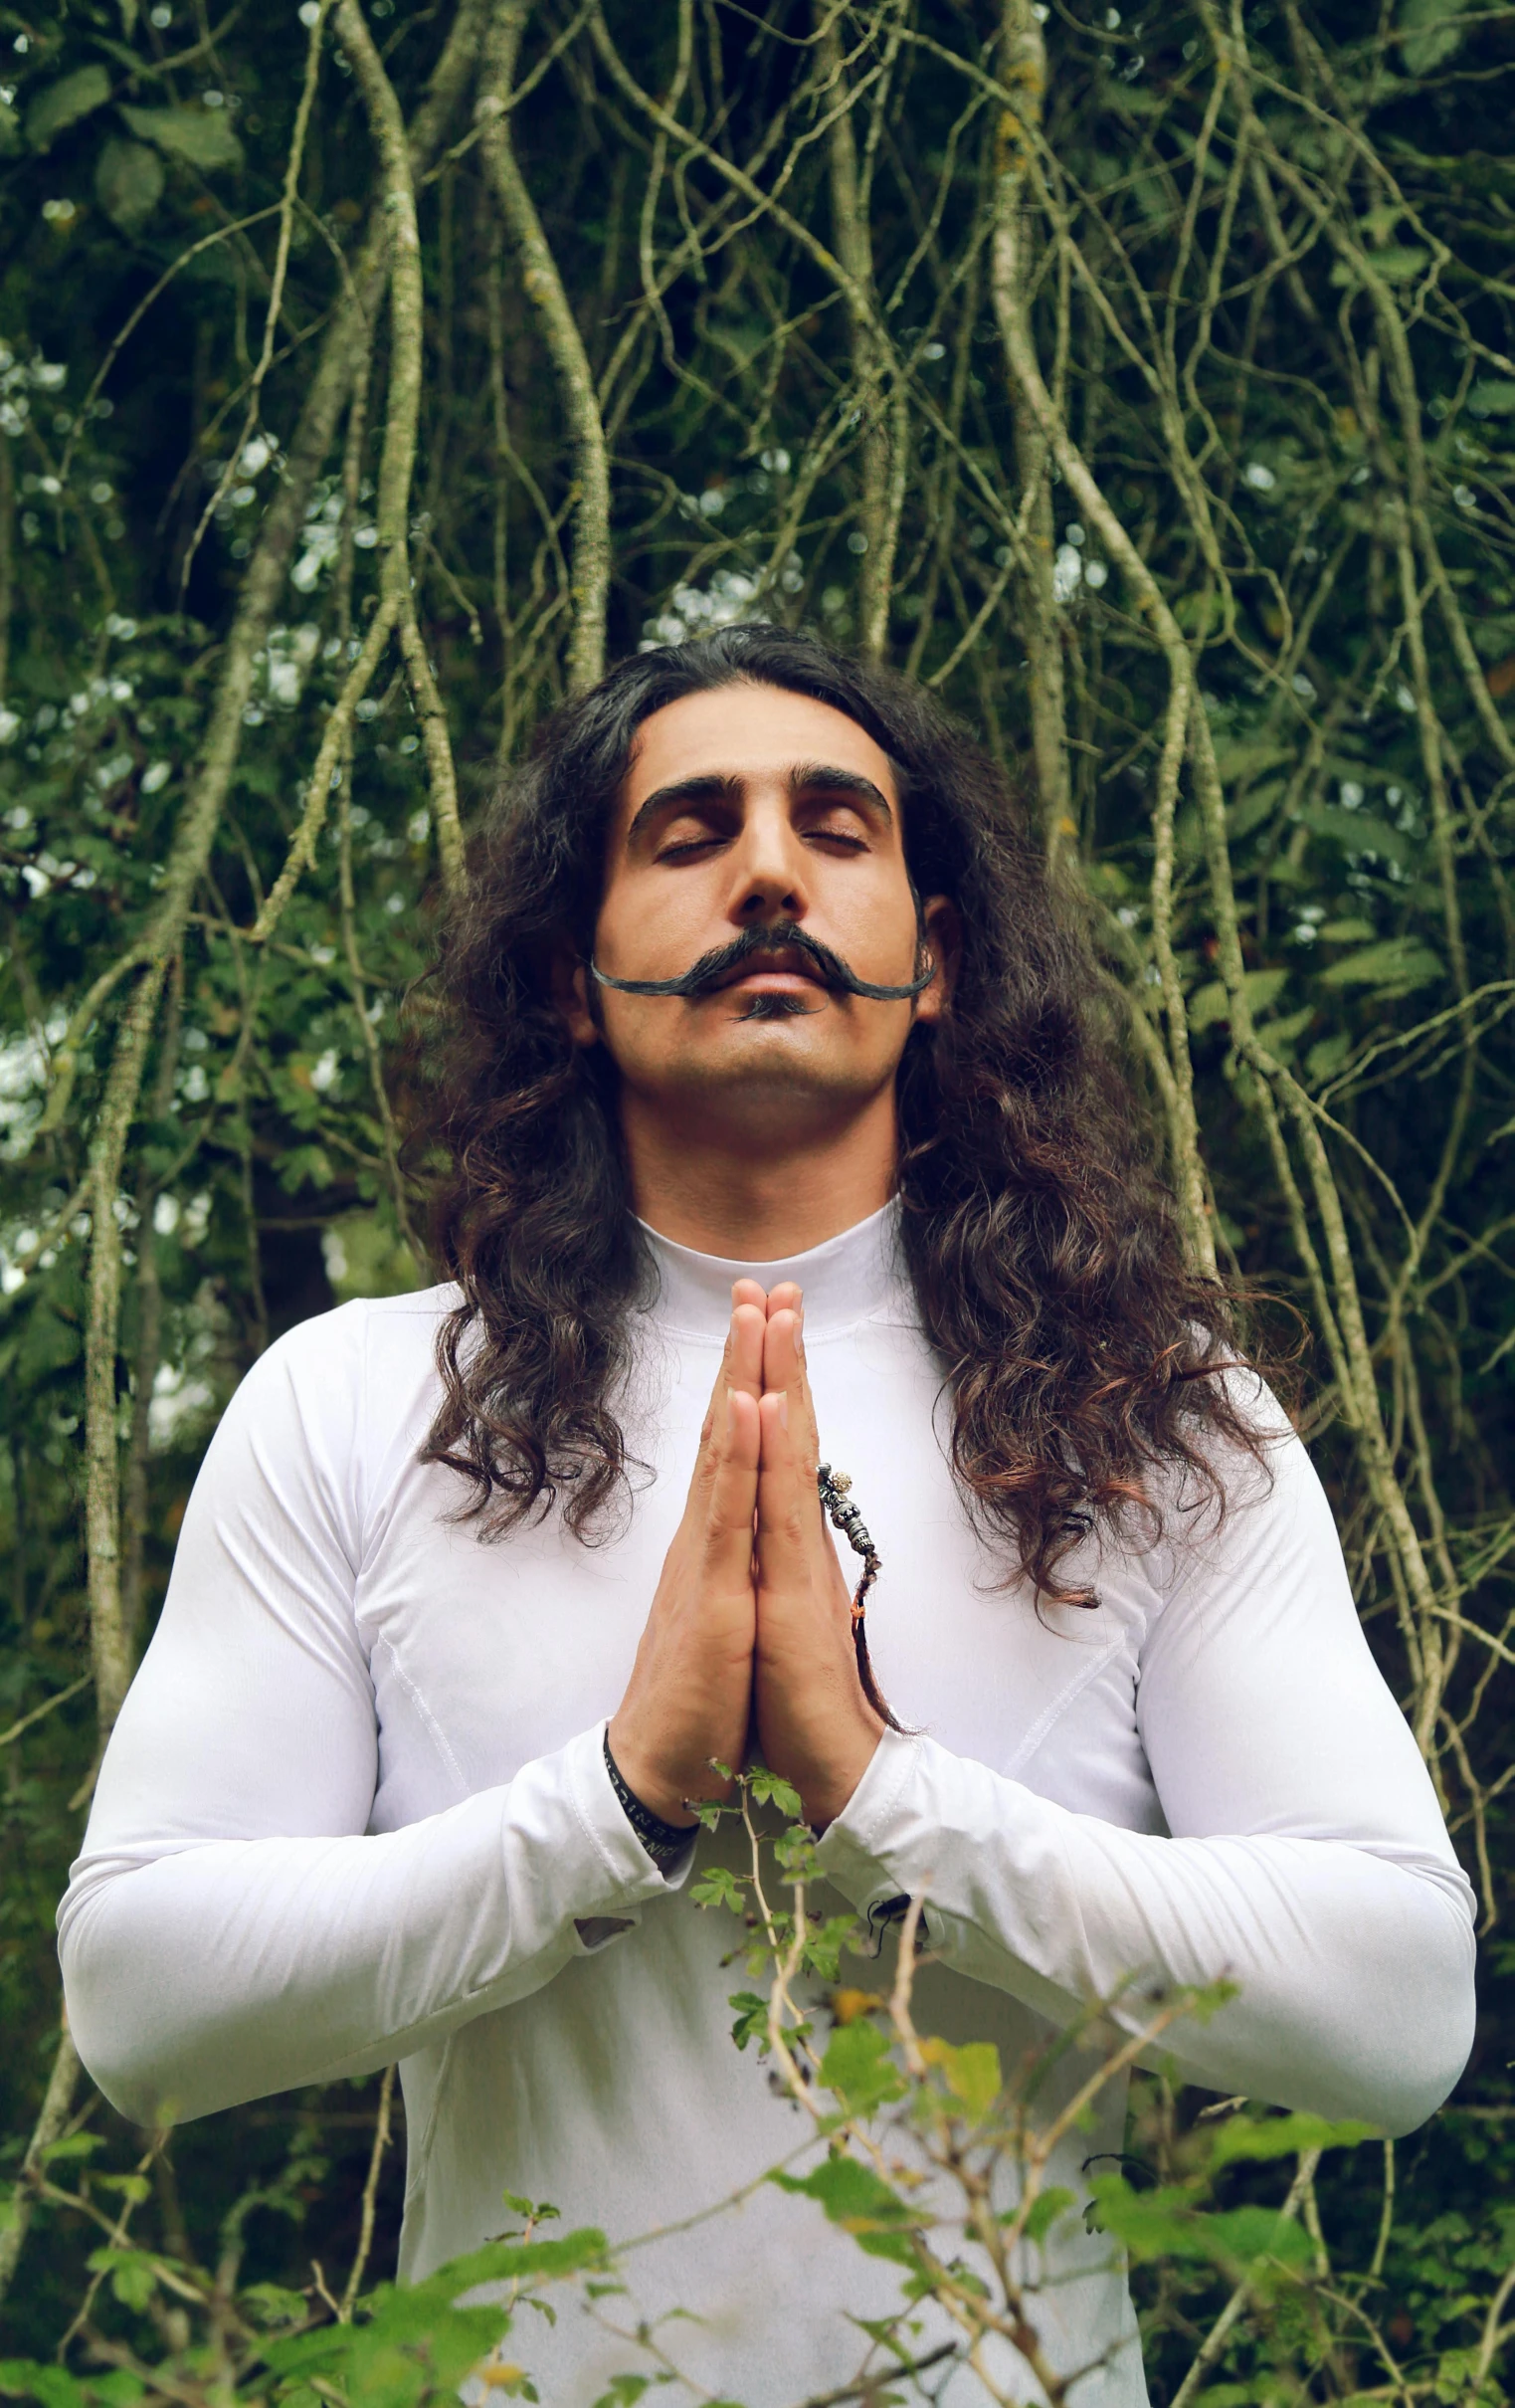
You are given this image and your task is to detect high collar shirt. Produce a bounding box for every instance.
[59,1204,1474,2406]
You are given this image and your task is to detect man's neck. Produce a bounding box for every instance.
[621,1083,898,1258]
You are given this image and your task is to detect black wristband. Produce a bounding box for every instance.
[603,1730,696,1872]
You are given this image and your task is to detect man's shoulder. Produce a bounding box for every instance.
[238,1283,464,1438]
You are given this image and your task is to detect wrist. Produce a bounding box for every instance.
[791,1714,884,1835]
[603,1727,697,1871]
[605,1717,700,1831]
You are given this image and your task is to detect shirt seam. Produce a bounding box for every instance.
[371,1632,469,1801]
[1004,1633,1127,1783]
[355,1300,372,1576]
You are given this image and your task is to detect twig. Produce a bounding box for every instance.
[0,1673,91,1752]
[338,2063,396,2317]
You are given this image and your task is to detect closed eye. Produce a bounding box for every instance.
[656,833,726,863]
[653,810,873,864]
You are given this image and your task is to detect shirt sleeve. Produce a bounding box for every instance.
[816,1390,1476,2136]
[57,1304,677,2129]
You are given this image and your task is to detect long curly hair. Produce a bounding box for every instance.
[416,626,1268,1603]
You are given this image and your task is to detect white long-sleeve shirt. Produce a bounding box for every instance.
[59,1204,1474,2407]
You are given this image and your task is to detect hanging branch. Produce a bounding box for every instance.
[990,101,1215,1280]
[993,0,1071,864]
[816,6,900,661]
[0,2024,83,2309]
[72,0,486,1712]
[477,0,612,696]
[178,0,333,597]
[4,0,493,2330]
[335,0,467,897]
[250,593,401,944]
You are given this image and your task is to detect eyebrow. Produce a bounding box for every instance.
[625,761,895,844]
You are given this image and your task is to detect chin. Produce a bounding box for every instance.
[662,1028,895,1117]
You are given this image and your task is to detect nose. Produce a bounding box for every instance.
[724,796,810,927]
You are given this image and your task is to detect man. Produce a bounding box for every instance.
[61,629,1474,2405]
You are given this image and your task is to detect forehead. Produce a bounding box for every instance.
[615,682,899,827]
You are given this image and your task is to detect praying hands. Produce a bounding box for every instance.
[607,1282,885,1834]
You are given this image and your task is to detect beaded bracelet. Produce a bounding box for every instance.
[818,1462,904,1734]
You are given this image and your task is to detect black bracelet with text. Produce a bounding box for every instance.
[603,1729,696,1872]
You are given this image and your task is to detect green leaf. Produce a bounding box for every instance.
[1365,245,1429,283]
[1019,2186,1076,2245]
[1188,968,1289,1032]
[1468,379,1515,417]
[36,2132,101,2165]
[1226,779,1287,843]
[25,67,111,151]
[95,137,163,234]
[1306,1031,1351,1087]
[1399,0,1466,76]
[1296,805,1412,867]
[86,2379,144,2408]
[1256,1005,1315,1060]
[819,2020,907,2116]
[1205,2205,1315,2269]
[1317,937,1442,991]
[770,2155,922,2265]
[87,2248,160,2309]
[119,102,245,173]
[1088,2173,1320,2276]
[920,2036,1002,2119]
[240,2281,311,2328]
[727,1990,769,2051]
[689,1864,746,1913]
[1085,2177,1221,2263]
[746,1767,804,1820]
[263,2239,602,2408]
[800,1911,858,1985]
[0,2366,89,2408]
[1206,2111,1378,2166]
[420,2229,609,2291]
[1213,741,1294,784]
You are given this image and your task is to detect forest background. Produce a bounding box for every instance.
[0,0,1514,2401]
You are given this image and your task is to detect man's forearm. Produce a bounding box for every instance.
[59,1725,672,2125]
[817,1728,1475,2135]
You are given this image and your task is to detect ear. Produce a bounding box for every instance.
[551,941,600,1050]
[911,894,961,1026]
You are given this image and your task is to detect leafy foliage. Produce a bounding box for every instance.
[1,0,1513,2399]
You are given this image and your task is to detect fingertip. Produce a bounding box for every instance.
[763,1304,803,1392]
